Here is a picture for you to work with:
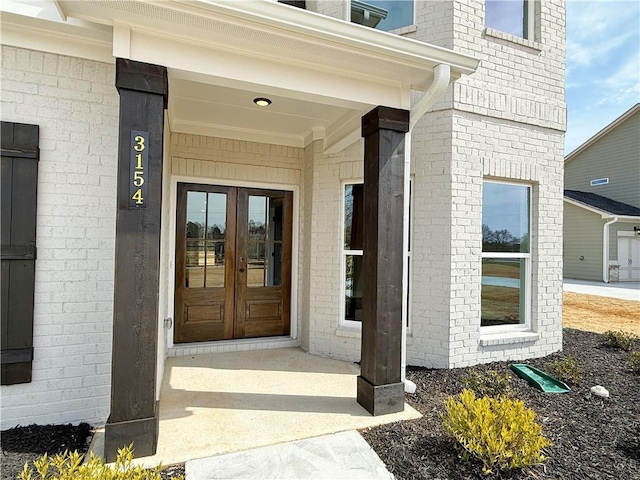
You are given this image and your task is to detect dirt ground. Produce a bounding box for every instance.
[563,291,639,335]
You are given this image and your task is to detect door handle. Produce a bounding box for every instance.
[239,267,245,273]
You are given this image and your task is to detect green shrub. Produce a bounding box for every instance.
[462,369,513,398]
[603,330,635,351]
[630,351,640,374]
[19,444,181,480]
[550,356,581,385]
[442,389,551,474]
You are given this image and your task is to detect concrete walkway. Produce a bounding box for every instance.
[563,279,640,301]
[186,431,394,480]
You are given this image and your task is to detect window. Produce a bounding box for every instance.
[481,181,531,329]
[343,184,364,324]
[590,178,609,186]
[485,0,534,39]
[351,0,414,31]
[341,181,413,328]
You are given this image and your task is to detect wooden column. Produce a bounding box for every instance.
[357,106,409,416]
[105,59,167,461]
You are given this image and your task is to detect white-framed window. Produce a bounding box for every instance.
[485,0,535,40]
[481,180,532,331]
[350,0,414,31]
[342,183,364,326]
[341,181,413,329]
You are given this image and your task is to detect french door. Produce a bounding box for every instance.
[174,183,293,343]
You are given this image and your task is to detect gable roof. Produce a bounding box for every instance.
[565,103,640,164]
[564,190,640,216]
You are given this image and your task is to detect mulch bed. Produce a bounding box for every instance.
[1,423,92,479]
[361,329,640,480]
[0,423,185,479]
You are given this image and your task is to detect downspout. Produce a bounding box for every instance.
[602,216,619,283]
[402,64,451,393]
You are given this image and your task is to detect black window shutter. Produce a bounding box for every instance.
[278,1,306,9]
[1,121,39,385]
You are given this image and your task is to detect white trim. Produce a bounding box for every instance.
[165,175,300,351]
[340,180,365,330]
[603,216,619,283]
[481,181,532,333]
[0,11,113,63]
[525,0,535,41]
[618,230,640,238]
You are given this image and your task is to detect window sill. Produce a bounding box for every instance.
[389,24,417,36]
[336,325,362,338]
[479,331,539,347]
[484,28,542,51]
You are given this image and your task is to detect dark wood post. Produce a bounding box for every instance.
[105,59,167,461]
[357,106,409,416]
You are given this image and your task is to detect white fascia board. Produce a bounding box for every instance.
[183,0,480,78]
[0,12,113,63]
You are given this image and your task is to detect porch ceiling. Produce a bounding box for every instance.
[168,75,367,148]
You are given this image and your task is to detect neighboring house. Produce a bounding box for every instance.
[564,104,640,282]
[0,0,566,460]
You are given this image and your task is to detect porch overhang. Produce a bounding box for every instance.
[43,0,480,149]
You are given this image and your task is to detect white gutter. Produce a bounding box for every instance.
[602,216,619,283]
[402,64,452,393]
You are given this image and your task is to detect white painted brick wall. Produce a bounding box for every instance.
[406,0,565,367]
[304,140,363,363]
[0,46,119,429]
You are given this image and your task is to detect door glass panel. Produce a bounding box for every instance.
[205,193,226,287]
[186,192,206,288]
[205,240,225,287]
[248,195,283,287]
[185,190,227,288]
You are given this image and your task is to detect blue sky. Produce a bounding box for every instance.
[565,0,640,154]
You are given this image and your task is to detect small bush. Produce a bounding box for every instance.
[462,369,513,398]
[550,356,581,385]
[18,444,181,480]
[630,351,640,374]
[442,389,551,474]
[603,330,635,351]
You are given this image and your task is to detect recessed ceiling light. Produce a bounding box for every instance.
[253,97,272,107]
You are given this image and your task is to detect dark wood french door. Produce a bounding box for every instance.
[174,183,292,343]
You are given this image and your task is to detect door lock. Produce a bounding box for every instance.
[239,267,245,272]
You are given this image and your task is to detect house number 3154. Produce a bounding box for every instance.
[129,130,148,209]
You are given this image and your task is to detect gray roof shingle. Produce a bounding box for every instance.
[564,190,640,216]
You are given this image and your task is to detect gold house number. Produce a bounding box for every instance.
[129,131,148,208]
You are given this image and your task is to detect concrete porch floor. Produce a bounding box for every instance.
[125,347,420,467]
